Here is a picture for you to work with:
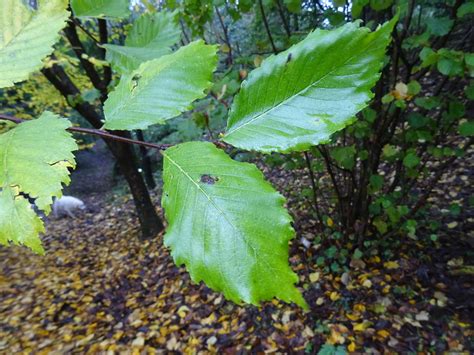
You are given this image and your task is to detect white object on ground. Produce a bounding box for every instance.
[52,196,86,219]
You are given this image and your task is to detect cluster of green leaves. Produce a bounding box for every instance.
[0,0,396,308]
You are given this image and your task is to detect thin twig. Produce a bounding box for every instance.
[0,114,172,151]
[98,18,112,102]
[215,5,233,64]
[304,152,324,227]
[72,18,100,44]
[276,0,291,38]
[258,0,278,54]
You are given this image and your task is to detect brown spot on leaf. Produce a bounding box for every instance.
[200,174,218,185]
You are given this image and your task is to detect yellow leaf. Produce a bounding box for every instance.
[202,313,216,325]
[328,326,347,345]
[377,329,390,339]
[82,295,93,303]
[327,217,334,227]
[132,336,145,348]
[330,291,340,301]
[362,279,372,288]
[383,261,399,269]
[447,222,458,229]
[309,272,320,282]
[316,297,324,306]
[391,82,411,100]
[220,44,230,53]
[254,55,263,67]
[353,321,372,332]
[346,313,360,321]
[177,305,190,318]
[348,341,356,352]
[353,303,366,312]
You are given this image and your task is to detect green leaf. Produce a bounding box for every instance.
[353,248,363,259]
[0,0,69,88]
[426,17,453,36]
[459,121,474,137]
[370,0,392,11]
[223,18,397,153]
[0,187,45,254]
[318,344,347,355]
[466,82,474,100]
[408,112,428,128]
[162,141,307,308]
[419,47,438,68]
[331,0,346,7]
[457,2,474,17]
[104,11,181,74]
[362,107,377,123]
[414,96,440,109]
[369,174,384,191]
[437,50,464,76]
[407,80,421,95]
[70,0,129,18]
[103,41,218,130]
[284,0,301,13]
[330,146,356,170]
[0,112,77,253]
[352,0,369,18]
[403,152,420,169]
[373,218,388,234]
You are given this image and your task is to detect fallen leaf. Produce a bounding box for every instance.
[383,261,399,269]
[309,272,320,282]
[415,310,430,321]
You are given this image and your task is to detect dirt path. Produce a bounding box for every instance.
[64,140,115,200]
[61,140,116,212]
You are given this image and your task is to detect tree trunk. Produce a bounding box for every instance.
[106,135,164,240]
[136,130,157,190]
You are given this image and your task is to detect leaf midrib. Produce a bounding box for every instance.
[75,0,120,16]
[106,53,179,121]
[1,129,15,188]
[225,28,381,138]
[0,3,32,50]
[164,153,241,232]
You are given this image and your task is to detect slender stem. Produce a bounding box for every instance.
[318,146,346,224]
[72,18,100,44]
[0,114,172,151]
[215,5,233,64]
[258,0,278,54]
[304,152,324,227]
[98,18,112,100]
[42,62,103,128]
[179,19,190,44]
[276,0,291,38]
[63,19,105,92]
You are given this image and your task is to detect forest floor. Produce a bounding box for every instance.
[0,143,473,353]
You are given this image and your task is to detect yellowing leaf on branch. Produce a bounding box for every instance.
[0,0,70,88]
[391,82,412,100]
[0,112,77,253]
